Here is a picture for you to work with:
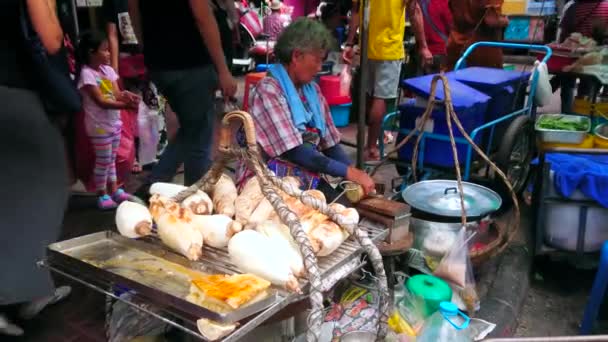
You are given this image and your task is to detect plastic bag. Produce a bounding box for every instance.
[137,102,161,166]
[397,288,426,334]
[433,227,479,314]
[532,61,552,107]
[339,65,351,97]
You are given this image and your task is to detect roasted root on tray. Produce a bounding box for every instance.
[149,194,204,261]
[113,174,360,293]
[182,190,213,215]
[192,214,242,248]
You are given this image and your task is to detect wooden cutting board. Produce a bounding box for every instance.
[356,197,410,218]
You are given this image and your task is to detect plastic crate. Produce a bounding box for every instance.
[397,98,487,168]
[450,67,530,121]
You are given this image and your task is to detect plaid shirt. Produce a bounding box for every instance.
[249,77,342,159]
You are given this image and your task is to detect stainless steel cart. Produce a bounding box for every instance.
[40,219,388,341]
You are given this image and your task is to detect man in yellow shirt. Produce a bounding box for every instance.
[343,0,431,160]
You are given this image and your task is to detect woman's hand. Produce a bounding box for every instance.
[346,166,375,195]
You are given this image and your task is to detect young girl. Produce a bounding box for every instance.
[77,31,139,209]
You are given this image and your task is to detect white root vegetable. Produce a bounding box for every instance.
[255,221,304,276]
[115,201,153,238]
[235,177,265,226]
[228,230,300,292]
[149,194,203,261]
[182,190,213,215]
[247,198,274,228]
[210,174,238,218]
[192,214,242,248]
[149,182,188,198]
[309,221,349,257]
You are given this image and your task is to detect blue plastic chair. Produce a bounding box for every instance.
[581,241,608,334]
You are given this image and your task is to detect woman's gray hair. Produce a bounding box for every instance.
[274,18,335,63]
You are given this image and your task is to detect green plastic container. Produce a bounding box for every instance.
[406,275,453,317]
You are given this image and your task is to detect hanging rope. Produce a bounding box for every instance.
[170,110,390,342]
[371,74,521,260]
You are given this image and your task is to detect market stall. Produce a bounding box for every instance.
[42,111,394,341]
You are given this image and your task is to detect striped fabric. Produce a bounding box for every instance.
[89,129,121,192]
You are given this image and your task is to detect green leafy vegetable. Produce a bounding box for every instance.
[538,115,589,131]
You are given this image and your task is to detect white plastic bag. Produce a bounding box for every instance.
[339,65,352,97]
[532,61,552,107]
[137,102,161,166]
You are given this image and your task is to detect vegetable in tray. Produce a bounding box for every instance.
[537,115,589,131]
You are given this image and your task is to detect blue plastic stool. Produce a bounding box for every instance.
[581,241,608,334]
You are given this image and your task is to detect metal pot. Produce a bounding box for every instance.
[411,217,482,250]
[402,180,502,220]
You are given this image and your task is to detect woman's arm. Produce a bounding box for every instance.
[322,144,352,166]
[282,144,375,194]
[282,144,349,177]
[80,85,129,110]
[189,0,237,97]
[27,0,64,54]
[407,0,432,67]
[107,23,120,71]
[128,0,144,47]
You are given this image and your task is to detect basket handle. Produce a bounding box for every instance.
[219,110,258,152]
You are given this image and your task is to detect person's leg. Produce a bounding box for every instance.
[89,131,118,209]
[561,75,576,113]
[176,66,218,185]
[149,66,218,186]
[90,133,114,195]
[108,128,120,194]
[366,60,402,160]
[148,71,187,183]
[366,98,387,159]
[108,128,131,203]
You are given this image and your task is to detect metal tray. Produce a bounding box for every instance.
[46,220,388,324]
[535,114,591,144]
[47,231,283,324]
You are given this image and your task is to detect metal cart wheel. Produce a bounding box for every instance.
[495,115,534,194]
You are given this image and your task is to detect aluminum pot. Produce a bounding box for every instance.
[401,180,502,221]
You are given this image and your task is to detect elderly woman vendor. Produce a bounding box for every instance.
[242,19,375,199]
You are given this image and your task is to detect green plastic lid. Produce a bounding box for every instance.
[406,275,453,316]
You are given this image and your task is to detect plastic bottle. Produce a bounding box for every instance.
[416,301,471,342]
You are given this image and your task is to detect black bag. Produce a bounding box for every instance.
[19,0,81,115]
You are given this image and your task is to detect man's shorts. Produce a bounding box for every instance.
[366,60,403,99]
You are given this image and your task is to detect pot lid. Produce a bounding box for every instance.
[406,275,452,302]
[401,180,502,218]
